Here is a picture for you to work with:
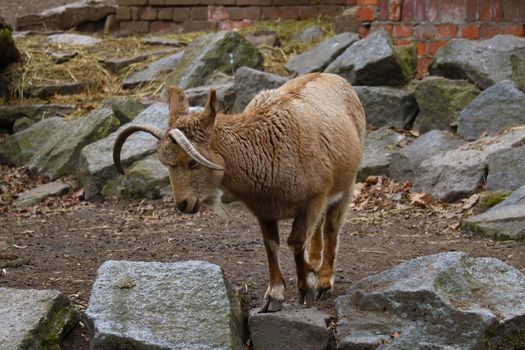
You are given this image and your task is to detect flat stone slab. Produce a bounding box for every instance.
[0,288,78,350]
[336,252,525,349]
[84,260,245,350]
[248,308,332,350]
[47,33,101,46]
[14,180,71,208]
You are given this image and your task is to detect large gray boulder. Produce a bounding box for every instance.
[413,128,525,201]
[28,108,119,180]
[107,98,149,124]
[325,30,416,86]
[123,51,184,89]
[458,80,525,140]
[413,76,480,134]
[354,86,418,129]
[15,0,116,31]
[14,180,72,208]
[0,117,68,165]
[101,154,169,199]
[164,31,263,91]
[389,130,463,183]
[0,287,78,350]
[79,103,168,200]
[336,252,525,349]
[248,308,332,350]
[84,260,245,350]
[0,104,74,131]
[430,35,525,90]
[285,32,359,76]
[232,67,287,113]
[462,186,525,241]
[486,144,525,192]
[358,127,407,181]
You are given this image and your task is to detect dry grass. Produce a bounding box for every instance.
[7,20,332,118]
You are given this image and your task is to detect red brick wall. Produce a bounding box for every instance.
[116,0,357,33]
[356,0,525,73]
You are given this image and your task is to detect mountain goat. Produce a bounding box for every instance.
[113,73,366,312]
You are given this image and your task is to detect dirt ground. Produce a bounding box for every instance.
[0,0,80,27]
[1,169,524,349]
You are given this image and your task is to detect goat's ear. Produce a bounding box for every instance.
[199,89,217,130]
[168,85,189,126]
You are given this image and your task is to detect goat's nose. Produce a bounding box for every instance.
[177,200,188,212]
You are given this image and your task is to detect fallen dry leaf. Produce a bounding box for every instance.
[410,192,433,207]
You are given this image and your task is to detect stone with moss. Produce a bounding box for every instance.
[413,76,481,134]
[337,252,525,349]
[28,107,120,180]
[430,35,525,91]
[108,98,149,124]
[164,31,263,92]
[0,287,78,350]
[478,191,512,210]
[325,30,416,86]
[84,260,246,350]
[101,154,169,199]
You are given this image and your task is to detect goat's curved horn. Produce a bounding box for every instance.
[168,129,224,171]
[113,125,164,174]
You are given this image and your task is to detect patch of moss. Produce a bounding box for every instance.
[478,191,511,210]
[510,54,525,93]
[394,44,417,82]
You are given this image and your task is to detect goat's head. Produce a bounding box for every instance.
[113,86,225,214]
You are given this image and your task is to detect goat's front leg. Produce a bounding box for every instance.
[258,218,285,313]
[287,196,326,306]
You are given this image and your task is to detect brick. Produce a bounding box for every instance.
[501,24,525,36]
[235,0,271,5]
[202,0,236,4]
[479,24,500,38]
[191,7,208,20]
[261,7,280,20]
[115,7,131,20]
[414,23,436,40]
[436,24,457,39]
[461,24,479,39]
[393,24,413,38]
[139,7,157,20]
[371,23,392,35]
[427,40,447,55]
[492,0,503,21]
[480,0,491,21]
[426,0,439,22]
[280,6,301,20]
[395,39,412,46]
[389,0,402,20]
[173,7,191,21]
[150,21,183,33]
[415,41,426,55]
[377,0,388,20]
[225,7,244,20]
[158,8,173,20]
[118,0,147,5]
[357,0,377,5]
[273,0,308,4]
[358,6,376,20]
[402,0,413,22]
[245,7,261,20]
[131,7,139,20]
[299,6,318,19]
[120,20,150,33]
[165,0,199,5]
[466,0,477,21]
[417,57,433,75]
[414,0,425,21]
[503,0,518,21]
[440,0,466,23]
[183,20,218,32]
[149,0,164,4]
[520,1,525,21]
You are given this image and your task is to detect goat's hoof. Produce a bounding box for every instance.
[315,287,331,301]
[297,288,315,307]
[258,297,283,313]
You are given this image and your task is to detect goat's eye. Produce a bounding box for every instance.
[188,159,199,170]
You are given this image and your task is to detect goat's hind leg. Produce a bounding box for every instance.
[315,190,351,301]
[258,218,285,313]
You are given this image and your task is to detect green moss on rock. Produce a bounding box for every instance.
[478,191,511,210]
